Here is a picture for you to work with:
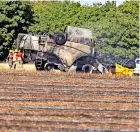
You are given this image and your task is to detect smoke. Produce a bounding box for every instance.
[95,49,136,68]
[94,38,136,68]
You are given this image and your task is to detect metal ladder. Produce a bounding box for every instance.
[35,51,44,70]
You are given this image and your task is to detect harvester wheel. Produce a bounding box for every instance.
[44,63,54,71]
[82,64,95,73]
[53,33,66,45]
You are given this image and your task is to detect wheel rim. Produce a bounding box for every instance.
[44,63,54,71]
[82,64,94,73]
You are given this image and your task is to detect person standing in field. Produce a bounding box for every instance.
[12,49,18,69]
[8,50,14,69]
[17,50,24,68]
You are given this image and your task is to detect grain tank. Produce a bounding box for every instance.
[17,26,108,73]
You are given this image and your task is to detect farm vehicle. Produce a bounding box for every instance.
[16,26,138,76]
[17,26,108,74]
[133,58,140,75]
[108,59,139,76]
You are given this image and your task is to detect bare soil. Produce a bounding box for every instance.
[0,71,139,132]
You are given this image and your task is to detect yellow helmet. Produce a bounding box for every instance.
[9,50,13,53]
[15,49,18,53]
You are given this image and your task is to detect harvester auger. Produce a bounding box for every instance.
[107,59,137,76]
[17,26,108,74]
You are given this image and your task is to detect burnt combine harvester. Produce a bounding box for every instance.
[17,26,108,73]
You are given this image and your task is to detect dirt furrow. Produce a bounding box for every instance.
[0,108,138,118]
[0,93,138,102]
[0,119,138,131]
[0,100,138,109]
[0,71,139,131]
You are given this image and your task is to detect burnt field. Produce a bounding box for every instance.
[0,71,139,132]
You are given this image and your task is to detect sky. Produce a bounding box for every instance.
[69,0,126,6]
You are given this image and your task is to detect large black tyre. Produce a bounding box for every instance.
[44,63,54,71]
[82,64,94,73]
[53,33,66,45]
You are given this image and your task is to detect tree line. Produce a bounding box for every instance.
[0,0,139,64]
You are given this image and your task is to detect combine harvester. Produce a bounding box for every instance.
[17,26,108,74]
[16,26,138,76]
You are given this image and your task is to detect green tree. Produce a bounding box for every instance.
[0,1,35,59]
[28,0,139,63]
[28,1,81,33]
[0,0,136,64]
[88,1,139,63]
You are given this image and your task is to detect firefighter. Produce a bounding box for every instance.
[8,50,14,69]
[12,49,18,69]
[17,50,23,68]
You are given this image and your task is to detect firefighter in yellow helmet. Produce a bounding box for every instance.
[12,49,19,69]
[17,50,24,68]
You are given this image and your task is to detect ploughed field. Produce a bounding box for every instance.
[0,71,139,132]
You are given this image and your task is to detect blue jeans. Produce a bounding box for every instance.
[9,60,13,69]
